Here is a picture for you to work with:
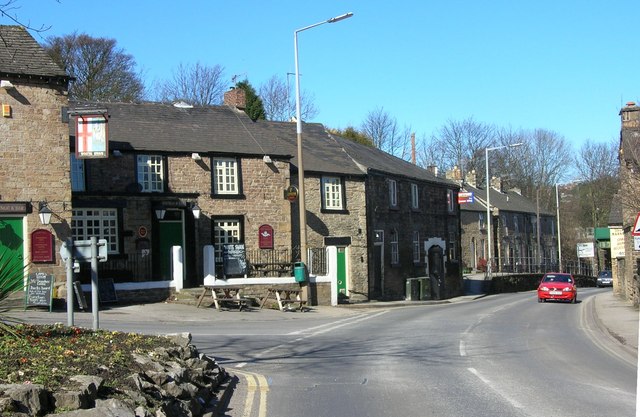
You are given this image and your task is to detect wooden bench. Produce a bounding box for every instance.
[260,287,308,312]
[196,286,249,311]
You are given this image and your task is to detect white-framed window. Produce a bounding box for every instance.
[213,158,239,195]
[411,183,419,209]
[479,213,486,230]
[390,229,399,264]
[213,218,242,261]
[70,154,85,192]
[412,231,421,263]
[137,155,164,192]
[71,208,119,254]
[322,176,343,210]
[389,179,397,207]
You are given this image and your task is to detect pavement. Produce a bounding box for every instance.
[7,289,638,357]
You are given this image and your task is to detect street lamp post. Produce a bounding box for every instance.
[485,142,523,279]
[294,12,353,265]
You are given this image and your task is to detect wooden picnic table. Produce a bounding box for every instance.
[196,286,249,311]
[260,287,308,312]
[250,262,293,277]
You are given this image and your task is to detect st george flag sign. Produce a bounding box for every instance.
[76,115,108,159]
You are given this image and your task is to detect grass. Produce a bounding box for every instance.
[0,323,175,391]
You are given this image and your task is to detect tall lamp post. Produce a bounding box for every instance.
[485,142,523,279]
[294,12,353,265]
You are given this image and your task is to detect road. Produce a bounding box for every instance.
[191,289,636,417]
[10,288,636,416]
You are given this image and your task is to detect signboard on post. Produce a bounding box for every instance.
[72,239,108,262]
[577,242,595,258]
[610,228,625,258]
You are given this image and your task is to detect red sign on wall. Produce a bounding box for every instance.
[259,224,274,249]
[31,229,54,263]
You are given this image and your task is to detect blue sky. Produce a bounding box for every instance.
[5,0,638,150]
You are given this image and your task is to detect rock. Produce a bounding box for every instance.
[3,383,52,416]
[164,333,192,348]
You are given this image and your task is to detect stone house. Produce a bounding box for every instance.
[0,25,72,295]
[335,138,462,300]
[614,101,640,305]
[457,170,557,273]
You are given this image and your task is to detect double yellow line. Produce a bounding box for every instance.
[232,369,270,417]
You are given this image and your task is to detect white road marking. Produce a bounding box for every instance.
[468,367,524,409]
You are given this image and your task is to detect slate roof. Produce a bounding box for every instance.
[70,101,292,158]
[0,25,69,80]
[331,134,458,187]
[261,121,365,176]
[462,183,555,216]
[69,100,460,185]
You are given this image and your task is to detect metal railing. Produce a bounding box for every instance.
[476,257,595,277]
[78,246,328,281]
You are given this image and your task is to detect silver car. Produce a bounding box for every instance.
[596,270,613,287]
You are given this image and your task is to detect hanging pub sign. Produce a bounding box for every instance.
[259,224,274,249]
[285,185,299,202]
[75,113,108,159]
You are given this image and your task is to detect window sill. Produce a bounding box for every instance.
[211,194,246,200]
[321,208,350,214]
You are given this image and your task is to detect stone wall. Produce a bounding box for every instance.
[366,172,460,300]
[0,79,71,283]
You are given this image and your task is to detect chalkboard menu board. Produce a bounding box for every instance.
[98,278,118,303]
[25,273,53,311]
[223,243,247,277]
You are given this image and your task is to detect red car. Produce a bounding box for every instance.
[537,273,577,303]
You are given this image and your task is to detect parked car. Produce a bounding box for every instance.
[596,270,613,287]
[537,273,577,303]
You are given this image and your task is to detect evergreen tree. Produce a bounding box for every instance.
[235,80,265,121]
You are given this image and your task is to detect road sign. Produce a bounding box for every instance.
[73,239,108,262]
[632,212,640,236]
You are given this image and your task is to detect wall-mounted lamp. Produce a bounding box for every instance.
[38,202,53,225]
[263,155,273,164]
[191,153,202,161]
[112,150,122,157]
[191,203,201,219]
[155,207,166,220]
[0,80,15,90]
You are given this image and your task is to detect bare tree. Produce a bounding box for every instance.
[0,0,50,34]
[428,117,496,178]
[258,74,318,122]
[361,107,412,159]
[155,62,226,106]
[44,32,145,101]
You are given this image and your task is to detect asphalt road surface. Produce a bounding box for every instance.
[192,289,636,417]
[10,288,636,416]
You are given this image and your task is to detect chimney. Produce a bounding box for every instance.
[427,165,439,177]
[621,101,640,129]
[465,169,477,187]
[445,166,461,181]
[490,176,502,192]
[224,88,246,110]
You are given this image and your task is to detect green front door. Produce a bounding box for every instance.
[0,218,24,274]
[157,210,184,280]
[337,247,347,296]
